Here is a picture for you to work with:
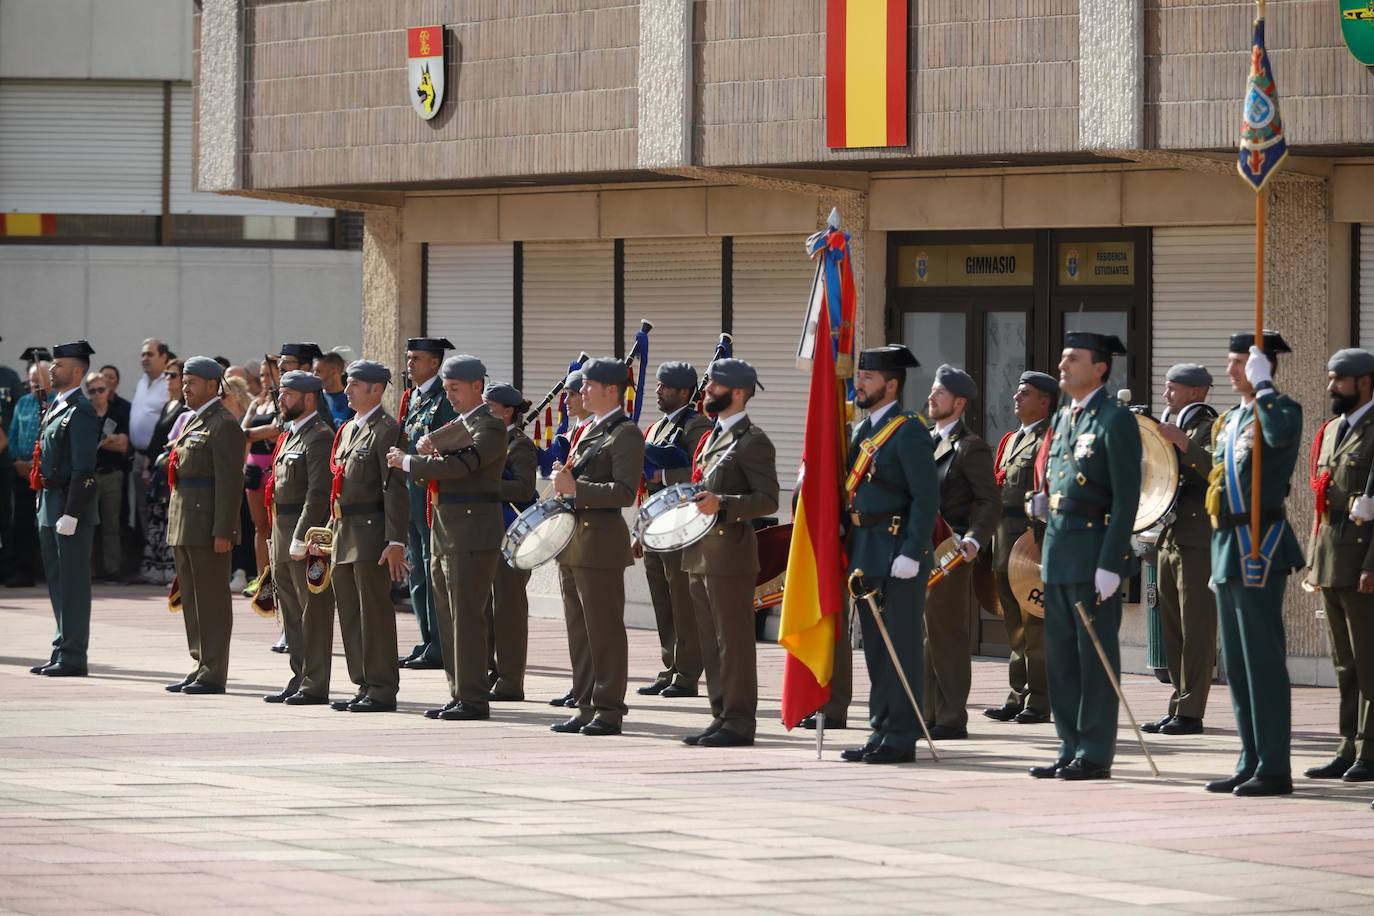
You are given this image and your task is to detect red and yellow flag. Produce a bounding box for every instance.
[825,0,908,149]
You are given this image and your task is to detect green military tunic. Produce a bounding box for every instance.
[402,378,457,664]
[487,424,539,697]
[1041,387,1141,767]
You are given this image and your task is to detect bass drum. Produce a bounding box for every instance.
[636,482,715,552]
[502,498,577,571]
[1134,413,1181,532]
[753,523,792,611]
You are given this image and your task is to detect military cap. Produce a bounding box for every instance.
[1018,370,1059,397]
[441,354,486,382]
[858,344,920,371]
[406,337,455,354]
[1064,331,1127,356]
[279,369,323,393]
[1165,363,1213,387]
[564,370,585,393]
[183,356,224,380]
[580,357,629,386]
[1228,330,1291,355]
[20,346,53,364]
[345,359,391,385]
[934,364,977,400]
[655,361,697,390]
[1328,348,1374,377]
[280,342,325,361]
[707,357,761,390]
[484,382,524,408]
[51,340,95,360]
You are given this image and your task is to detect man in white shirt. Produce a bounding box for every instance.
[129,338,170,545]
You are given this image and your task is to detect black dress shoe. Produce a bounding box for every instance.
[425,699,459,720]
[699,728,751,747]
[840,743,878,762]
[863,745,915,764]
[440,702,490,721]
[1057,758,1111,781]
[1141,714,1173,734]
[1204,772,1254,793]
[1160,715,1203,735]
[263,688,293,703]
[551,717,590,734]
[581,719,623,737]
[983,703,1020,722]
[283,693,329,706]
[404,656,443,670]
[1029,757,1072,779]
[398,650,421,666]
[660,684,698,699]
[42,663,87,678]
[1304,757,1353,779]
[331,694,364,712]
[1233,774,1293,797]
[800,714,846,730]
[181,680,226,695]
[29,663,52,675]
[1014,707,1051,725]
[269,644,288,654]
[636,680,669,696]
[927,725,969,740]
[487,690,524,702]
[1343,760,1374,782]
[548,691,575,707]
[165,674,197,693]
[349,697,396,713]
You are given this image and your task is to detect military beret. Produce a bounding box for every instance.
[183,355,224,380]
[1065,331,1127,356]
[708,358,761,390]
[279,369,323,393]
[580,357,629,386]
[1166,363,1213,387]
[564,370,585,393]
[858,344,919,371]
[281,342,324,361]
[407,337,454,354]
[1018,371,1059,397]
[1328,348,1374,377]
[52,340,95,359]
[484,382,524,407]
[655,361,697,390]
[441,354,486,382]
[345,359,391,385]
[1229,330,1291,355]
[934,364,977,400]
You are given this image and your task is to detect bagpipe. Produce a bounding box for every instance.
[643,332,732,482]
[525,352,589,477]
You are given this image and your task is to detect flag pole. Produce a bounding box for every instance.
[1250,188,1264,560]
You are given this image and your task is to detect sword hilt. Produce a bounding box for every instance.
[846,569,878,601]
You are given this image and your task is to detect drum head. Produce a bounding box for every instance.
[1134,414,1180,532]
[642,502,715,551]
[507,509,577,571]
[1007,530,1046,620]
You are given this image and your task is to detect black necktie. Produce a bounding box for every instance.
[1337,418,1351,448]
[854,418,872,442]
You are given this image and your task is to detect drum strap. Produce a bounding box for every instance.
[571,414,632,477]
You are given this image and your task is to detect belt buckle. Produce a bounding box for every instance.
[848,511,861,526]
[1049,493,1062,511]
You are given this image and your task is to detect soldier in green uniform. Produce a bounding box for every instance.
[398,337,456,670]
[638,361,714,699]
[1028,332,1140,781]
[1145,363,1218,736]
[1302,348,1374,784]
[264,370,336,705]
[983,370,1057,725]
[1204,332,1303,797]
[840,345,938,765]
[547,370,593,710]
[29,340,101,677]
[166,356,247,695]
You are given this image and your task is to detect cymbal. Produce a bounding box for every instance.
[1007,529,1046,620]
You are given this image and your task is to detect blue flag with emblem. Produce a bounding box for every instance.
[1237,3,1288,192]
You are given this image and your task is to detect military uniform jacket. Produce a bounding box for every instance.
[933,419,999,549]
[1305,408,1374,589]
[35,389,101,527]
[645,407,714,494]
[558,410,646,570]
[1042,388,1141,584]
[500,426,539,518]
[408,405,507,553]
[846,409,938,578]
[269,412,333,566]
[1158,401,1218,550]
[166,400,246,547]
[330,408,408,565]
[681,416,779,578]
[402,378,457,496]
[991,418,1049,572]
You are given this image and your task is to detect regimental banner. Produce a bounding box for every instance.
[407,25,445,121]
[825,0,908,149]
[1340,1,1374,66]
[1237,8,1288,192]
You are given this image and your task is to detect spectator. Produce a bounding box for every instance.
[141,360,185,586]
[0,344,27,585]
[100,363,138,575]
[6,361,51,587]
[243,359,264,397]
[85,370,130,581]
[223,375,253,420]
[313,352,354,424]
[239,362,279,589]
[129,339,170,559]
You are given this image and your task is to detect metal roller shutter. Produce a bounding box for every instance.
[623,238,723,389]
[731,236,815,499]
[1151,226,1255,405]
[521,240,616,402]
[1360,226,1374,349]
[0,80,163,214]
[425,243,516,384]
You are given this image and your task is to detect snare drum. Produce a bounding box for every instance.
[636,482,716,552]
[501,497,577,570]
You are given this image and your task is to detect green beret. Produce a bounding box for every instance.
[580,357,628,386]
[1019,371,1058,397]
[1328,348,1374,377]
[655,361,697,390]
[484,382,524,408]
[279,370,323,393]
[934,364,976,400]
[1165,363,1213,387]
[564,370,584,393]
[183,356,224,380]
[345,359,391,385]
[441,354,486,382]
[707,358,759,390]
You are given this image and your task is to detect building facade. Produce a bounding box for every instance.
[193,0,1374,678]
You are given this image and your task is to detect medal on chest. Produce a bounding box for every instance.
[1073,432,1096,460]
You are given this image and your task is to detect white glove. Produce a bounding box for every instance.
[1094,568,1121,602]
[1207,577,1217,595]
[54,515,77,537]
[890,555,921,580]
[1029,492,1048,521]
[1245,345,1273,389]
[1351,495,1374,522]
[959,536,980,560]
[401,454,412,473]
[289,538,308,560]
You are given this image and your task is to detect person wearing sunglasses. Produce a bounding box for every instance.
[84,371,131,582]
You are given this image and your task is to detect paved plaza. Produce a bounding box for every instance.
[2,586,1373,915]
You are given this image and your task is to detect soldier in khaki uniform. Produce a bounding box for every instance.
[983,370,1057,725]
[549,357,646,736]
[681,359,779,748]
[923,364,999,739]
[326,360,409,713]
[263,370,335,705]
[1145,363,1218,736]
[637,361,714,698]
[1303,348,1374,784]
[483,383,539,701]
[547,370,594,710]
[390,355,506,721]
[165,356,246,695]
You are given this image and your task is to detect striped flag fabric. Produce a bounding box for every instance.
[826,0,908,149]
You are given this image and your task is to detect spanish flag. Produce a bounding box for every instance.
[826,0,908,149]
[778,294,848,729]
